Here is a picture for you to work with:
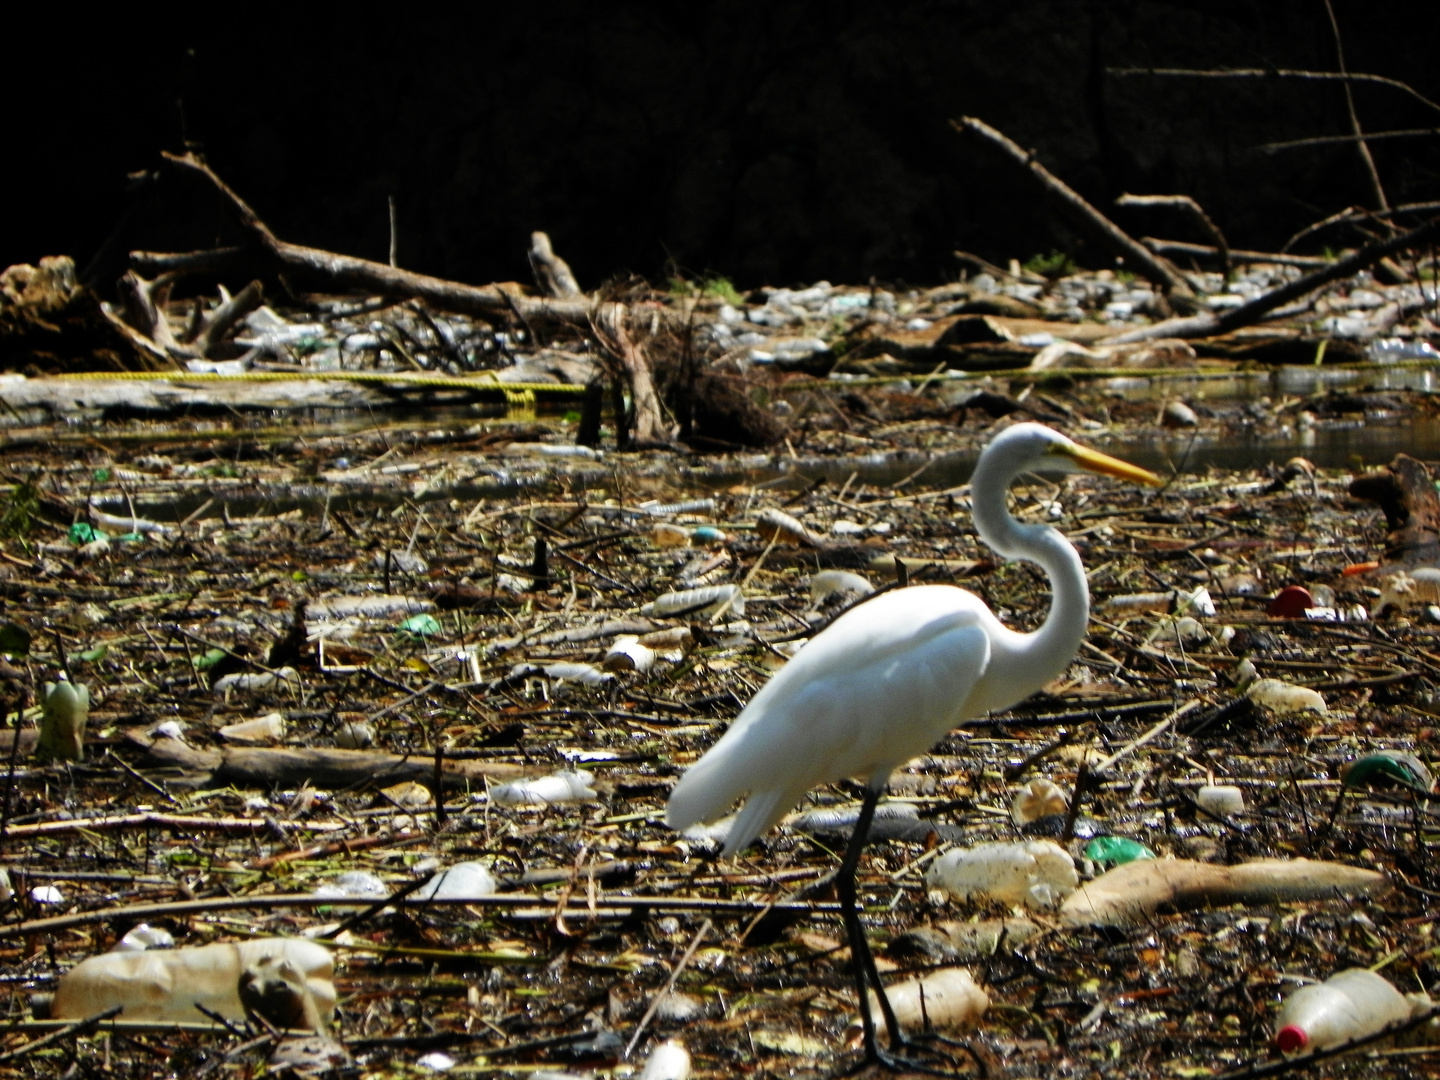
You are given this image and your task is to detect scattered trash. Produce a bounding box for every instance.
[641,584,744,619]
[603,635,657,673]
[505,661,613,686]
[755,508,823,546]
[415,862,498,901]
[1083,837,1155,869]
[37,679,89,763]
[652,523,691,548]
[791,801,919,833]
[1195,784,1246,816]
[308,595,436,620]
[212,667,300,695]
[52,938,335,1025]
[925,840,1078,909]
[1373,568,1440,618]
[637,1039,691,1080]
[892,919,1040,962]
[490,770,598,807]
[375,550,429,574]
[1267,585,1315,619]
[219,712,285,743]
[113,924,175,952]
[1010,778,1068,827]
[1247,678,1327,714]
[1341,752,1435,792]
[1275,968,1419,1053]
[313,871,390,903]
[852,968,988,1041]
[334,721,376,749]
[809,569,875,602]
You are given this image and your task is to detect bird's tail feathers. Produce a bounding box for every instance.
[664,755,735,833]
[720,785,795,858]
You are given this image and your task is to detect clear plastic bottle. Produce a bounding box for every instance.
[1275,969,1413,1053]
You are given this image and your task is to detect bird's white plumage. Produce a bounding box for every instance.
[665,422,1159,858]
[667,586,995,853]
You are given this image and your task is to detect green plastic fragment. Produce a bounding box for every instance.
[193,648,228,671]
[68,522,107,545]
[116,532,144,543]
[398,614,442,638]
[92,468,110,483]
[1084,836,1155,868]
[1341,751,1434,792]
[77,644,108,663]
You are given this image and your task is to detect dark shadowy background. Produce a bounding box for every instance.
[7,1,1439,292]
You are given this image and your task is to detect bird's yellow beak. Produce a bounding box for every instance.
[1051,441,1165,487]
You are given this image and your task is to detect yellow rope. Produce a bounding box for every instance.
[42,370,586,394]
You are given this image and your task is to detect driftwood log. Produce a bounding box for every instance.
[126,730,525,791]
[127,154,677,447]
[1105,212,1440,345]
[118,271,264,361]
[1349,453,1440,566]
[154,152,591,326]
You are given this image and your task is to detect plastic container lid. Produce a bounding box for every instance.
[1276,1025,1308,1052]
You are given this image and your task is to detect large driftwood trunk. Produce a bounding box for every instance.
[127,731,524,791]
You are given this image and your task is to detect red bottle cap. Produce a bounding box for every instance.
[1276,1025,1308,1052]
[1267,586,1314,619]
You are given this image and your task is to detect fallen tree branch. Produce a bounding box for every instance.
[1141,238,1329,269]
[0,892,845,941]
[528,231,582,298]
[592,302,670,447]
[191,280,264,358]
[952,117,1197,305]
[1117,194,1230,277]
[128,730,525,790]
[156,152,593,325]
[1104,212,1440,344]
[117,273,264,360]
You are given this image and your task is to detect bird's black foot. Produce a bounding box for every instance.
[843,1031,984,1078]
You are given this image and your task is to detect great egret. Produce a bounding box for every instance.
[666,422,1162,1070]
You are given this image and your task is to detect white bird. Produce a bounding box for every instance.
[666,422,1162,1069]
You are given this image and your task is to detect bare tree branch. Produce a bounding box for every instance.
[951,117,1197,304]
[1105,213,1440,344]
[1322,0,1389,213]
[1106,67,1440,116]
[1117,194,1231,277]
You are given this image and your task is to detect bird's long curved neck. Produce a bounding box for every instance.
[967,449,1088,711]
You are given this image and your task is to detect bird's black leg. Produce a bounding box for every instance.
[838,786,968,1078]
[836,785,905,1057]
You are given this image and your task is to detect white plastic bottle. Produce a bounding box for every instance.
[1275,968,1414,1053]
